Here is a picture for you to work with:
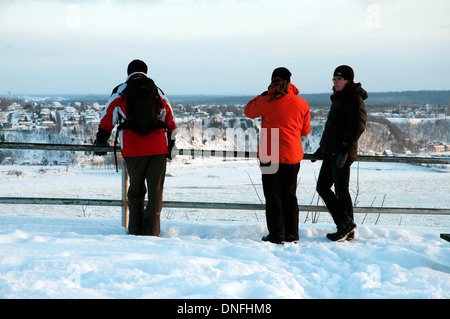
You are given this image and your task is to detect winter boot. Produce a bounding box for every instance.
[262,234,285,245]
[285,235,299,244]
[346,230,355,241]
[143,211,161,236]
[326,221,356,242]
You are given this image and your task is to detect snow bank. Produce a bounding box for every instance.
[0,216,449,299]
[1,158,449,299]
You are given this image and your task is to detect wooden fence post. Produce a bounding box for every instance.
[121,158,128,229]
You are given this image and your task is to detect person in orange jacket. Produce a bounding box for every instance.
[245,67,311,244]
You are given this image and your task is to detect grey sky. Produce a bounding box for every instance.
[0,0,449,96]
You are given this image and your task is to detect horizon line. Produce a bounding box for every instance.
[1,89,450,98]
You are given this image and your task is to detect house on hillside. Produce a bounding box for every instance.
[426,143,446,152]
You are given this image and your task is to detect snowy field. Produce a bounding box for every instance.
[0,157,449,299]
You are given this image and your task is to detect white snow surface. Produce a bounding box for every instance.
[0,157,449,299]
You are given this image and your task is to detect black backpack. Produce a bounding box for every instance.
[113,74,168,171]
[118,74,168,136]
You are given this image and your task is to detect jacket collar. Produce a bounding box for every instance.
[331,82,368,102]
[126,72,148,82]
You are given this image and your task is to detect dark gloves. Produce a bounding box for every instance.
[311,148,322,163]
[336,153,348,169]
[336,141,350,168]
[93,139,110,156]
[96,127,111,145]
[93,127,111,156]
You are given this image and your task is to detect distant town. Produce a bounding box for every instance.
[0,91,449,166]
[1,92,448,129]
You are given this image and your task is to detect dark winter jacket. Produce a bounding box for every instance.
[319,83,367,160]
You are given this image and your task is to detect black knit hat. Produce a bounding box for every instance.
[333,65,354,81]
[127,59,148,75]
[272,67,292,82]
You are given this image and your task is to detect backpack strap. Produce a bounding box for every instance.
[114,112,125,172]
[156,86,169,133]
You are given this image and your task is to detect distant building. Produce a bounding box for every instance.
[426,143,446,153]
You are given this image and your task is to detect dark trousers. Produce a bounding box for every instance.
[316,157,353,227]
[125,155,166,236]
[261,162,300,242]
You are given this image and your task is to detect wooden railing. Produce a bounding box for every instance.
[1,142,449,228]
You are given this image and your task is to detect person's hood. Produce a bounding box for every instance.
[354,83,368,100]
[331,82,368,101]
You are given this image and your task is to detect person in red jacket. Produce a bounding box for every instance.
[95,59,176,236]
[245,67,311,244]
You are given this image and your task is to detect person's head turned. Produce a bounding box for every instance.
[332,65,354,92]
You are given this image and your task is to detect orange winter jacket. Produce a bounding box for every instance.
[244,83,311,164]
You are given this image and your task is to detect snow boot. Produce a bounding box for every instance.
[285,235,299,244]
[326,221,356,242]
[262,234,285,245]
[346,230,355,241]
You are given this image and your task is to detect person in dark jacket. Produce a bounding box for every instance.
[313,65,367,242]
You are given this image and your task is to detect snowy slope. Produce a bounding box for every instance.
[0,158,449,299]
[0,216,449,299]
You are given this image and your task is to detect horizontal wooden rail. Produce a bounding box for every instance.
[177,149,450,165]
[1,197,449,216]
[1,142,450,164]
[0,197,124,207]
[0,142,112,153]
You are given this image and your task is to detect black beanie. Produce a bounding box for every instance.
[272,67,292,82]
[127,59,148,75]
[333,65,354,81]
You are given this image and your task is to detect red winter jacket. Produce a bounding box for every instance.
[244,83,311,164]
[98,72,176,157]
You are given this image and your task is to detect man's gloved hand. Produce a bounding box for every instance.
[93,139,109,156]
[336,153,348,169]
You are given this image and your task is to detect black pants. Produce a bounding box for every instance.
[261,162,300,242]
[316,157,353,227]
[125,155,166,236]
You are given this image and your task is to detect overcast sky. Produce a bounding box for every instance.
[0,0,449,96]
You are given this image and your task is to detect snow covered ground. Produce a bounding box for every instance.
[0,157,449,299]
